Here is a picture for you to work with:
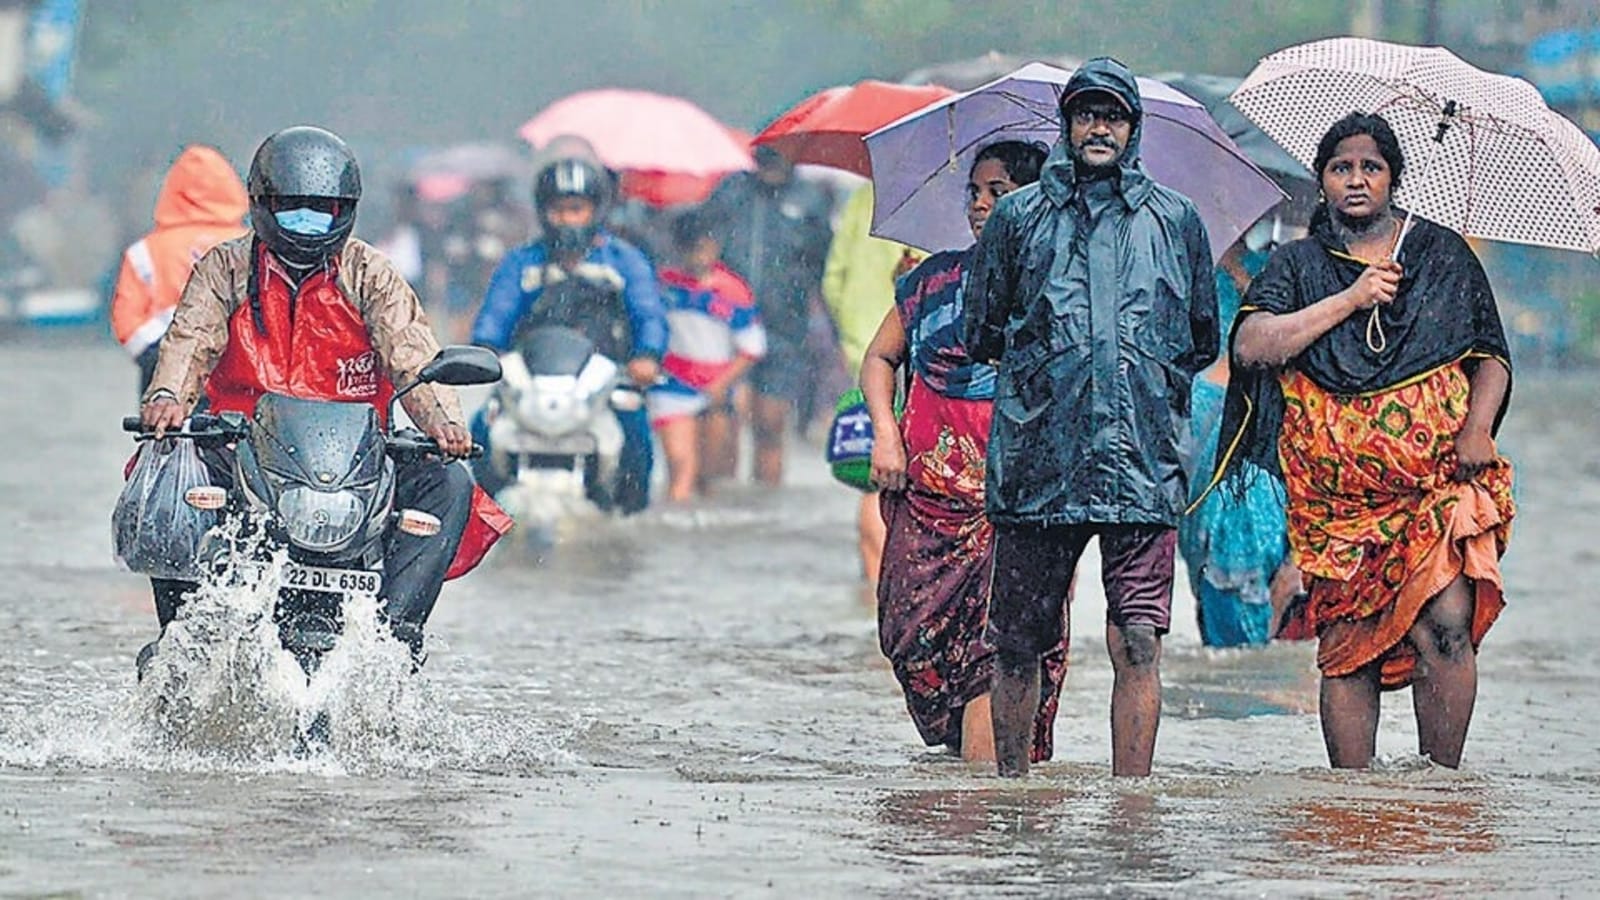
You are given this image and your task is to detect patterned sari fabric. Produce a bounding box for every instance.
[1278,363,1514,688]
[877,375,1068,760]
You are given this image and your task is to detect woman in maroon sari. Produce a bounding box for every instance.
[861,141,1066,763]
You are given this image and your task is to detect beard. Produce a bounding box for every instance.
[1071,141,1122,179]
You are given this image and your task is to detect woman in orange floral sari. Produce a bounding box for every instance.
[1224,112,1513,769]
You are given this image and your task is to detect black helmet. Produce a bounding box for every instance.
[247,126,362,269]
[534,157,610,255]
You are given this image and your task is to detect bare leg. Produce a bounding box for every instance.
[1268,562,1304,638]
[992,648,1040,777]
[655,417,699,502]
[858,491,886,585]
[1107,623,1161,776]
[698,408,738,487]
[1319,649,1382,768]
[960,693,996,763]
[1408,575,1478,768]
[751,392,788,487]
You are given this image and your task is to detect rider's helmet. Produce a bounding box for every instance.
[247,126,362,269]
[533,156,611,256]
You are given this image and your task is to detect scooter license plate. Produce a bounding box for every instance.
[282,562,381,596]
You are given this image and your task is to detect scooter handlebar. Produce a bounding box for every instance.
[122,412,247,443]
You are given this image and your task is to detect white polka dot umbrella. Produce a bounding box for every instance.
[1229,37,1600,255]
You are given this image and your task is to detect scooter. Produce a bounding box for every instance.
[477,325,643,530]
[122,346,502,679]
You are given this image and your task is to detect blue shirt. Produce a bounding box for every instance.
[471,233,669,358]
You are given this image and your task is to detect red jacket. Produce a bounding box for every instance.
[152,240,509,579]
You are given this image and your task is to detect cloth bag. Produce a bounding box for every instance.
[112,438,217,579]
[825,378,906,493]
[825,388,876,492]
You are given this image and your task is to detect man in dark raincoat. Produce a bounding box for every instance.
[700,147,833,485]
[965,57,1218,777]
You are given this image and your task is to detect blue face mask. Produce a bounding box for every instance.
[274,207,335,236]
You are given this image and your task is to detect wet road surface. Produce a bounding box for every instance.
[2,331,1598,897]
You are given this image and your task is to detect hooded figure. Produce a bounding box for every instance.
[963,58,1220,779]
[965,57,1219,527]
[111,145,249,391]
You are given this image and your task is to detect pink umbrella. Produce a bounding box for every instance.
[619,126,754,208]
[518,89,753,178]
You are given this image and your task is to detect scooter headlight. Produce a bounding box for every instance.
[515,377,588,435]
[277,486,366,552]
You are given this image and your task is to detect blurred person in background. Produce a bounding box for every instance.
[373,181,427,287]
[472,154,667,514]
[702,145,832,486]
[1179,230,1308,647]
[438,178,533,343]
[823,180,927,585]
[649,207,765,501]
[110,144,247,393]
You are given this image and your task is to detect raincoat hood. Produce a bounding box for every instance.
[1041,57,1150,208]
[152,146,248,230]
[963,57,1220,528]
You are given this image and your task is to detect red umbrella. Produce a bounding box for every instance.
[518,89,753,177]
[753,81,955,176]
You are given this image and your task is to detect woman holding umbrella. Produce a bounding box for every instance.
[1223,111,1515,769]
[861,140,1067,764]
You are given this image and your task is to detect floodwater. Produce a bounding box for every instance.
[2,330,1598,898]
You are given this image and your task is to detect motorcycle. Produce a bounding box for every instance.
[122,346,503,680]
[477,325,644,530]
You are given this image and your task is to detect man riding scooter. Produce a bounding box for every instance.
[470,155,668,514]
[136,125,507,668]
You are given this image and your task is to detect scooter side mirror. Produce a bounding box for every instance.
[388,346,504,428]
[417,346,503,387]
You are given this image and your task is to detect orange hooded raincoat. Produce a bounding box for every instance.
[111,145,248,359]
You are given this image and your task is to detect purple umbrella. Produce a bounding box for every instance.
[864,62,1285,260]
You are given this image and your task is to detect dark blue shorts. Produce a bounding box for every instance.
[988,523,1176,656]
[747,339,808,401]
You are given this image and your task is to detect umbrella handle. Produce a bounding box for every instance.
[1368,209,1415,354]
[1385,98,1454,263]
[1365,305,1388,354]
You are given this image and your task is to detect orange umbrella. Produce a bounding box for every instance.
[752,81,954,176]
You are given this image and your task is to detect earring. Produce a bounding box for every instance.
[1318,188,1326,203]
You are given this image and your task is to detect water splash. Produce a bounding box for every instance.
[0,516,574,776]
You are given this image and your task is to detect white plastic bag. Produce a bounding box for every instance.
[112,438,217,579]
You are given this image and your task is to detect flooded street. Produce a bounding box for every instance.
[3,330,1599,897]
